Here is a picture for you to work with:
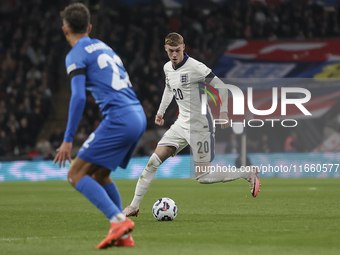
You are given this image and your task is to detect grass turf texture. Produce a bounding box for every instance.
[0,179,339,255]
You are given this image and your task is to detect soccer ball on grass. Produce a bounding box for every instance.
[152,197,178,221]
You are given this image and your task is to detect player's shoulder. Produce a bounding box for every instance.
[186,56,211,76]
[65,38,90,66]
[66,37,114,73]
[186,56,206,68]
[163,61,173,73]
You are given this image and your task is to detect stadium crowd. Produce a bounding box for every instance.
[0,1,67,159]
[0,0,338,159]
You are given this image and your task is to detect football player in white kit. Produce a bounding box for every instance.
[123,33,260,217]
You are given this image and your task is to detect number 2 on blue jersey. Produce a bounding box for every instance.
[83,133,95,148]
[97,53,132,91]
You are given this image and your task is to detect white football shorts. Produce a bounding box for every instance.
[158,123,215,163]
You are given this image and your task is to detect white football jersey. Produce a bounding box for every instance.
[163,55,214,132]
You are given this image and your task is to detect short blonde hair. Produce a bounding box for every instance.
[165,32,184,46]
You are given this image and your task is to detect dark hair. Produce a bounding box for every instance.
[60,3,90,34]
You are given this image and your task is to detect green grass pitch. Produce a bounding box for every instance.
[0,178,339,255]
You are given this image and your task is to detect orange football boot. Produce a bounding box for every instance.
[95,218,135,249]
[116,234,135,247]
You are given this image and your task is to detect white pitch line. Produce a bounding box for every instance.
[1,233,145,242]
[1,236,90,241]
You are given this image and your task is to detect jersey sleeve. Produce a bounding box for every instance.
[157,84,173,117]
[193,60,212,81]
[205,72,228,113]
[63,74,87,143]
[65,48,87,76]
[63,48,87,143]
[157,66,173,117]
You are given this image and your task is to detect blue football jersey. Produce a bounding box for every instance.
[65,36,140,116]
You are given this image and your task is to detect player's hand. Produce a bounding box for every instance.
[155,114,164,126]
[53,141,73,168]
[219,112,230,129]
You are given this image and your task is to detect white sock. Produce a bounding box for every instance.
[130,153,162,208]
[120,234,129,239]
[110,213,126,223]
[197,168,250,184]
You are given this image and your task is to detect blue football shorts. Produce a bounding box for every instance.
[77,106,146,171]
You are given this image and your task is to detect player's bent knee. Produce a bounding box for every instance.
[67,164,84,187]
[146,153,162,171]
[67,169,77,187]
[67,158,94,187]
[154,146,175,162]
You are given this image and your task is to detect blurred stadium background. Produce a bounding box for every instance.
[1,0,340,181]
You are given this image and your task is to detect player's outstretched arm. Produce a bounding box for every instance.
[54,74,86,167]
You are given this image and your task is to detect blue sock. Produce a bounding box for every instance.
[103,182,122,211]
[75,176,120,220]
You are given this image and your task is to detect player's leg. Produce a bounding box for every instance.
[92,168,123,211]
[191,131,261,196]
[74,109,145,248]
[195,162,253,182]
[98,108,147,247]
[68,158,134,249]
[91,168,134,247]
[124,124,188,216]
[124,145,175,216]
[195,165,261,197]
[195,164,260,197]
[68,157,125,221]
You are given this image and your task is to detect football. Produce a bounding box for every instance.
[152,197,178,221]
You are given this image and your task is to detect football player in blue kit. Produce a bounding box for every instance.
[53,3,146,249]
